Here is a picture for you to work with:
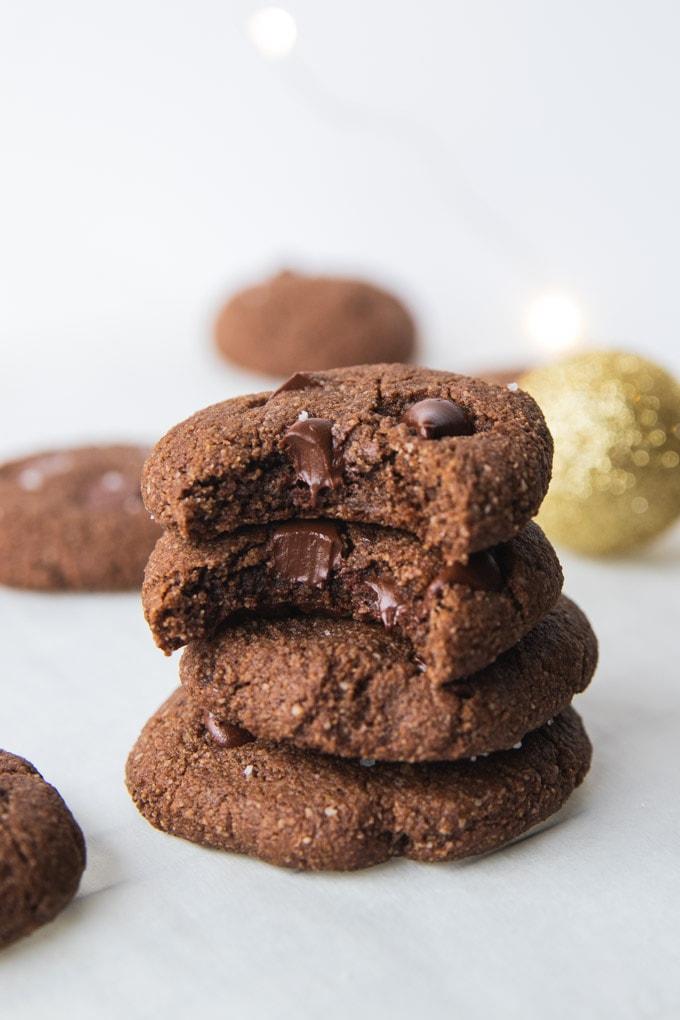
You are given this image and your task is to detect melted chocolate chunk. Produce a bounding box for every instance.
[271,372,323,397]
[281,418,344,505]
[365,577,408,629]
[426,550,504,597]
[204,711,255,748]
[271,520,345,586]
[401,398,473,439]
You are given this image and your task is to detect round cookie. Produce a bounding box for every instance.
[0,751,86,949]
[214,270,416,376]
[0,445,161,590]
[125,688,592,871]
[143,520,563,685]
[473,367,530,388]
[142,364,553,563]
[179,595,597,762]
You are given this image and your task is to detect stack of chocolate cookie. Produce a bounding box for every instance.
[126,364,597,871]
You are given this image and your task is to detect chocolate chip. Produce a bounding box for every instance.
[271,372,323,397]
[426,551,504,596]
[271,520,345,586]
[204,711,255,748]
[281,418,344,506]
[365,576,407,628]
[401,398,473,439]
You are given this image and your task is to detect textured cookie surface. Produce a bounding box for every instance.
[142,364,553,562]
[0,751,86,949]
[214,270,416,376]
[144,520,562,683]
[0,445,161,590]
[126,688,592,871]
[179,595,597,762]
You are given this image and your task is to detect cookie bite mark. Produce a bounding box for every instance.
[143,521,563,682]
[271,372,323,397]
[281,418,344,506]
[142,364,554,560]
[271,520,346,586]
[401,398,473,439]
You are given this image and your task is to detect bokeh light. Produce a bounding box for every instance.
[246,7,298,59]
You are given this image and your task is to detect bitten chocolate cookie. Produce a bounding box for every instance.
[214,270,416,376]
[142,364,553,563]
[0,445,161,590]
[144,520,563,684]
[125,687,592,871]
[179,595,597,762]
[0,751,86,949]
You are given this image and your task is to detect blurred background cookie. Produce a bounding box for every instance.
[0,750,86,949]
[0,444,161,591]
[213,269,417,375]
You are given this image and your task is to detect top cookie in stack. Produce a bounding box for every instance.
[129,364,596,870]
[142,363,553,561]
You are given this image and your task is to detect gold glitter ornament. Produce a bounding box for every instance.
[520,351,680,554]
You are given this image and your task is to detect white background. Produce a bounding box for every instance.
[1,2,679,1018]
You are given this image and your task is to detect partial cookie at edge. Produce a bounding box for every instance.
[0,445,160,590]
[0,751,86,949]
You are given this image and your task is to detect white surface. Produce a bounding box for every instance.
[1,2,680,1017]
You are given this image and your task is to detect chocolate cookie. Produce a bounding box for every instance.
[0,751,86,949]
[143,520,563,684]
[0,445,161,590]
[142,364,553,562]
[125,687,592,871]
[474,368,528,388]
[179,595,597,762]
[214,270,416,376]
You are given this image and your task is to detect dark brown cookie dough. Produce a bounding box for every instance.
[0,445,161,590]
[214,270,416,376]
[0,751,86,949]
[142,364,553,563]
[125,687,592,871]
[179,595,597,762]
[143,520,563,684]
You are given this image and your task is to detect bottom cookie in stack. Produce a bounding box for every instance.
[126,596,597,871]
[126,690,591,871]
